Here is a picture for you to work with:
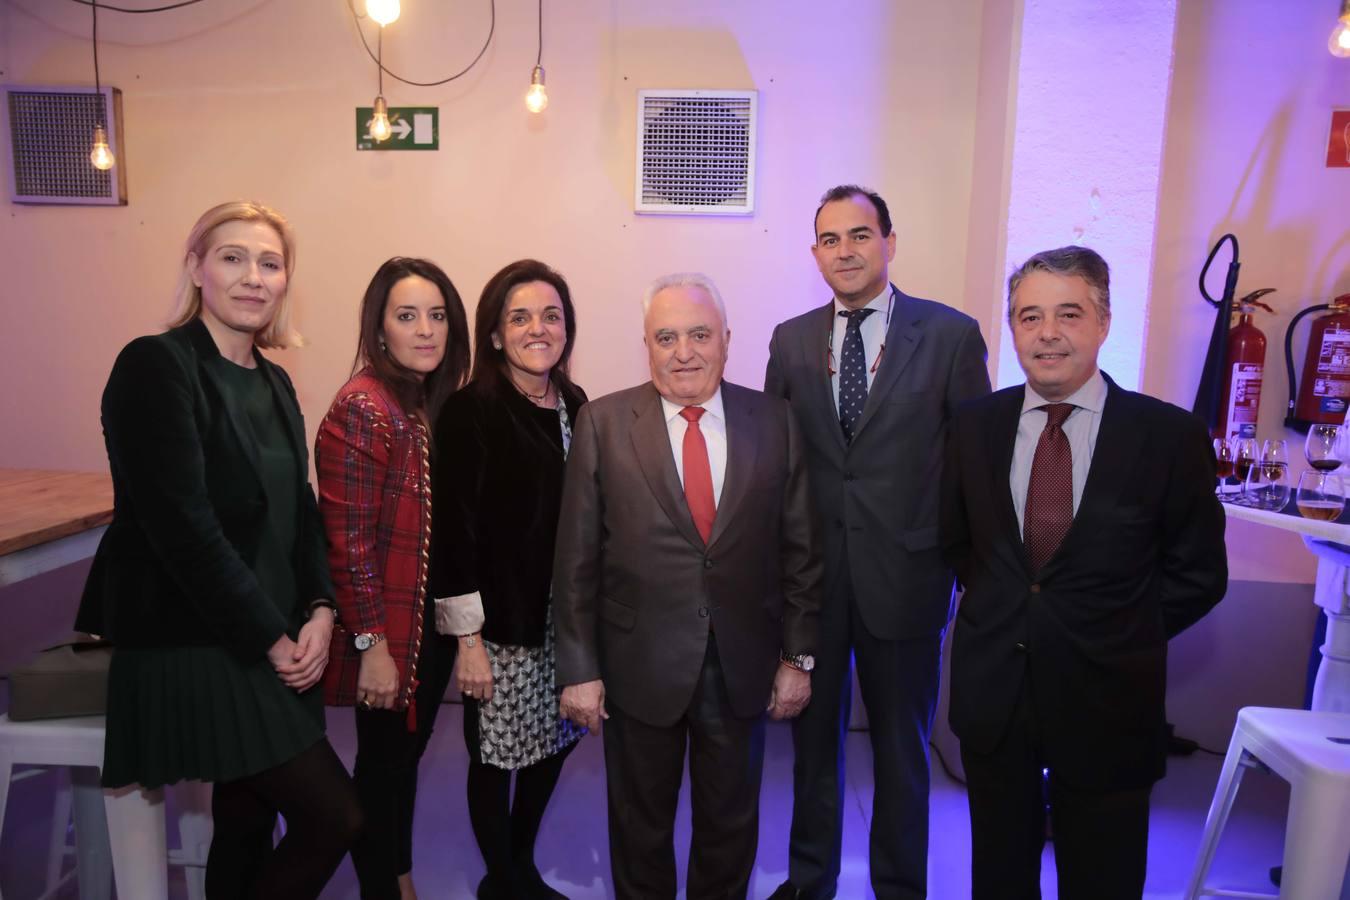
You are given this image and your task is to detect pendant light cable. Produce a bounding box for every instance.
[346,0,496,87]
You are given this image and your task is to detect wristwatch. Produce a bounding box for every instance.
[780,651,816,672]
[353,632,386,651]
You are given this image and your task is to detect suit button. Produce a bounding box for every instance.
[698,607,709,617]
[1015,641,1028,653]
[1029,584,1041,594]
[704,558,713,569]
[844,471,856,482]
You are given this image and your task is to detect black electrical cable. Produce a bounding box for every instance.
[536,0,542,67]
[66,0,207,12]
[346,0,496,88]
[91,0,101,94]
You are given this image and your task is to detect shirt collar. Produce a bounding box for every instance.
[1021,368,1107,415]
[832,284,892,318]
[661,385,725,425]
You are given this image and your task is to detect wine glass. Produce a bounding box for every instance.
[1233,438,1258,504]
[1213,438,1235,500]
[1297,471,1347,522]
[1305,424,1342,472]
[1262,439,1289,478]
[1244,460,1290,511]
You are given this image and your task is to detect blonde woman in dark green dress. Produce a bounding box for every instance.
[76,201,362,899]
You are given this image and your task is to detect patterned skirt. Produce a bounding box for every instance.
[476,610,582,770]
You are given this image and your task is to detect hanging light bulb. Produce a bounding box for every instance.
[90,124,114,170]
[525,66,549,114]
[366,0,400,27]
[1331,0,1350,57]
[370,96,393,142]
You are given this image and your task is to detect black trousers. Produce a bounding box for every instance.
[349,616,456,900]
[786,573,942,900]
[960,682,1152,900]
[206,737,362,900]
[602,633,766,900]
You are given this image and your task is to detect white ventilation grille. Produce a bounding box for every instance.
[3,85,127,206]
[635,89,757,215]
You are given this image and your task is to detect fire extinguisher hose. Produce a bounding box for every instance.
[1285,303,1332,429]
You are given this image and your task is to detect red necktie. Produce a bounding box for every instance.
[1023,403,1075,574]
[680,407,716,543]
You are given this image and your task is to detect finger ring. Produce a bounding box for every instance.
[358,699,372,711]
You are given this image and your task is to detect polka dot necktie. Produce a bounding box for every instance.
[1023,403,1076,574]
[838,308,876,444]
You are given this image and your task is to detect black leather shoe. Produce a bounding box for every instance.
[513,864,570,899]
[765,882,837,900]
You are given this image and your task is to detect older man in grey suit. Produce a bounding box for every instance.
[764,185,992,899]
[554,273,822,900]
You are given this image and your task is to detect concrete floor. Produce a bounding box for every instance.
[0,702,1302,899]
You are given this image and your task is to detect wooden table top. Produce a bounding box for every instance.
[0,468,114,557]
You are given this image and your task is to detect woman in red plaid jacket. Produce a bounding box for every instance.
[316,257,470,900]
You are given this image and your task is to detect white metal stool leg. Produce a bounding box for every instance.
[42,768,72,893]
[103,783,168,900]
[171,780,213,900]
[1184,737,1254,899]
[69,766,111,900]
[1279,774,1350,898]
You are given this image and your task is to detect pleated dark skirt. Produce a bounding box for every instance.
[101,645,326,789]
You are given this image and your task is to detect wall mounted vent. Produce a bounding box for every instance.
[635,89,756,215]
[3,85,127,206]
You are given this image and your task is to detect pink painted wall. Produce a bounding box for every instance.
[0,0,985,473]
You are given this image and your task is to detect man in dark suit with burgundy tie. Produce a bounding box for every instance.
[940,246,1227,898]
[553,272,822,899]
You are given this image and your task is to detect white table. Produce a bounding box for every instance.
[1225,503,1350,712]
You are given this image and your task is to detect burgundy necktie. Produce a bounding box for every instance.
[1023,403,1075,574]
[680,407,716,544]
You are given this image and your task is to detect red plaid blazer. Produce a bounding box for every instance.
[317,370,432,725]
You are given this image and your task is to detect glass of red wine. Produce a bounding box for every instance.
[1297,471,1346,522]
[1232,438,1258,504]
[1213,438,1235,500]
[1305,424,1343,473]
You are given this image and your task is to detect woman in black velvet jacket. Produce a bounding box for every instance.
[428,259,586,900]
[75,201,361,900]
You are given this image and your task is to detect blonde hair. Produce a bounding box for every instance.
[167,201,303,349]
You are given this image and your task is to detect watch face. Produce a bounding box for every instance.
[799,655,816,672]
[354,633,373,651]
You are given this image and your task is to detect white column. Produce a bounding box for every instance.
[995,0,1179,390]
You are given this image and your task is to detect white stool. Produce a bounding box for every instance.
[1185,706,1350,899]
[0,714,168,900]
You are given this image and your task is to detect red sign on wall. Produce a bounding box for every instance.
[1327,110,1350,169]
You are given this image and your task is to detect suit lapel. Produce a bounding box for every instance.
[708,384,758,548]
[630,384,706,550]
[800,301,847,453]
[990,386,1031,573]
[852,287,921,441]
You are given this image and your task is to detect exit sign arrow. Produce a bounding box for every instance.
[355,107,439,151]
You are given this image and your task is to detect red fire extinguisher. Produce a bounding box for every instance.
[1285,293,1350,431]
[1215,289,1276,440]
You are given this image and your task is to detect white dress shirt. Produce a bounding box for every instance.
[1010,369,1107,533]
[830,286,893,413]
[660,387,728,506]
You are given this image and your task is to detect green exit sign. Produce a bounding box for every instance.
[355,107,439,151]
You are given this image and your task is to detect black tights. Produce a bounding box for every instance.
[205,737,363,899]
[465,739,576,886]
